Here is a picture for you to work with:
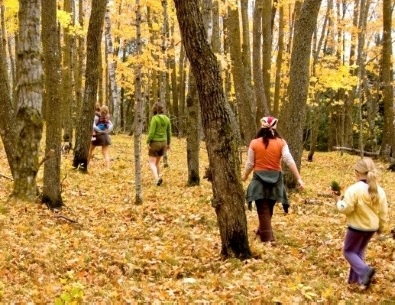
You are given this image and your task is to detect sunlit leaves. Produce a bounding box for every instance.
[313,60,359,92]
[1,135,395,302]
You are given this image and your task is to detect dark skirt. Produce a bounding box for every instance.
[246,170,289,212]
[91,133,111,147]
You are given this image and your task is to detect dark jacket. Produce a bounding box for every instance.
[246,170,289,213]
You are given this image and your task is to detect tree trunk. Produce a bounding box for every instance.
[62,0,74,142]
[134,0,144,204]
[253,0,270,124]
[240,0,252,103]
[174,0,251,259]
[160,0,169,167]
[281,0,322,188]
[273,4,284,117]
[12,0,44,201]
[169,19,179,136]
[380,0,395,158]
[73,0,108,171]
[186,73,200,186]
[41,0,63,208]
[75,0,85,125]
[0,19,17,178]
[177,44,186,137]
[104,8,119,127]
[261,0,272,112]
[227,5,256,145]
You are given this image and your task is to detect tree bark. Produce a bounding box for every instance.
[0,15,17,178]
[61,0,74,141]
[261,0,272,112]
[227,4,256,145]
[134,0,144,204]
[281,0,322,188]
[174,0,251,259]
[273,4,284,117]
[186,72,200,186]
[41,0,63,208]
[104,8,119,127]
[12,0,44,201]
[253,0,270,124]
[380,0,395,158]
[73,0,108,171]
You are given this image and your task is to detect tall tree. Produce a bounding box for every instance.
[261,0,272,112]
[280,0,322,187]
[186,72,200,186]
[227,4,256,145]
[75,0,85,122]
[61,0,74,140]
[0,16,17,178]
[134,0,144,204]
[253,0,270,124]
[273,3,284,117]
[104,7,120,127]
[73,0,108,171]
[41,0,63,208]
[380,0,394,158]
[174,0,251,259]
[12,0,44,200]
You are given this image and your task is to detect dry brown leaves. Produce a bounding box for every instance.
[0,135,394,303]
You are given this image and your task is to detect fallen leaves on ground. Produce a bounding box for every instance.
[0,134,394,303]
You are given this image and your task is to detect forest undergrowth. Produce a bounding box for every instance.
[0,134,394,303]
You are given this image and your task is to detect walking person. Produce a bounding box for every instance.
[147,102,171,186]
[332,157,388,290]
[89,104,113,170]
[242,116,304,243]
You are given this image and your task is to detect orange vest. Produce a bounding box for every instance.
[249,137,285,171]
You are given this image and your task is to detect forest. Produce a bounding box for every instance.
[0,0,394,302]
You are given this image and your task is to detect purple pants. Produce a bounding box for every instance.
[343,228,375,284]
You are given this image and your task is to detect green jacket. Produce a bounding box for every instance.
[147,114,171,145]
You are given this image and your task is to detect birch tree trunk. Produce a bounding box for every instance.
[12,0,44,201]
[0,19,17,178]
[104,8,119,127]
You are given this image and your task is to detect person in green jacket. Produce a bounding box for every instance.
[147,102,171,186]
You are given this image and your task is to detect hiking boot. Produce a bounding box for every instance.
[361,267,375,289]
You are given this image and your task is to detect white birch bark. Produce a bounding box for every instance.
[104,7,120,127]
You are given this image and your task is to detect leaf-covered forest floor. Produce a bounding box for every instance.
[0,134,394,303]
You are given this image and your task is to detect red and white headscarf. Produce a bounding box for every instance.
[260,116,278,129]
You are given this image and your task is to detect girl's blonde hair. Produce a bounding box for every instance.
[100,105,109,115]
[354,157,379,207]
